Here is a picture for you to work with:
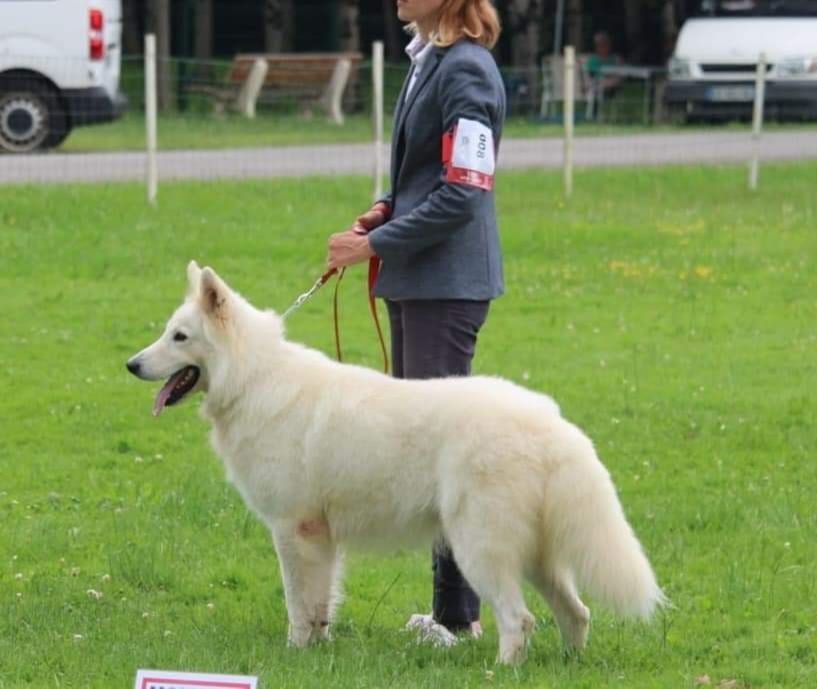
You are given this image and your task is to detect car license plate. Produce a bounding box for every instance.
[706,86,755,102]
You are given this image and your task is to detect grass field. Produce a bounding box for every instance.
[1,163,815,688]
[60,111,817,153]
[61,112,641,152]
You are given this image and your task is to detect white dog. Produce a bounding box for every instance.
[127,262,664,664]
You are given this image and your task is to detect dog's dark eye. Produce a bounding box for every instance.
[173,332,188,342]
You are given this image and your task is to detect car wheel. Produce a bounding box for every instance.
[0,80,68,153]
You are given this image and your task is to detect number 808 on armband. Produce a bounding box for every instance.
[441,117,497,191]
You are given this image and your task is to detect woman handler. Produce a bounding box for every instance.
[326,0,505,642]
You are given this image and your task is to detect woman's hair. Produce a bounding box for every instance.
[408,0,501,50]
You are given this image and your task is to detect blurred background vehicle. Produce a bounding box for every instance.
[664,0,817,123]
[0,0,127,153]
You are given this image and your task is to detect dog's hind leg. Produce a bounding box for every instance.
[533,568,590,652]
[445,529,535,664]
[490,581,535,665]
[459,560,534,664]
[271,521,340,647]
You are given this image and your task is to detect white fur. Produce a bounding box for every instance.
[128,262,665,664]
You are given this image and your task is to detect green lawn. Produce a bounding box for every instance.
[60,111,817,152]
[1,164,815,687]
[62,112,624,152]
[62,112,384,152]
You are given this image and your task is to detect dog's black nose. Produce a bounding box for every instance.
[126,359,141,375]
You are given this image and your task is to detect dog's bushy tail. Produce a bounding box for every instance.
[542,441,666,619]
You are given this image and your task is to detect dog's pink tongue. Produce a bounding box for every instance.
[152,371,184,417]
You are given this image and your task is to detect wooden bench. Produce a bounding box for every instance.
[188,52,363,124]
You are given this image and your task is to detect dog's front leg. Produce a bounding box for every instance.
[271,521,315,647]
[271,519,341,647]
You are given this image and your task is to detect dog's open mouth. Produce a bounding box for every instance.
[152,366,200,417]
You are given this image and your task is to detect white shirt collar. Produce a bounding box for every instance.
[405,33,434,69]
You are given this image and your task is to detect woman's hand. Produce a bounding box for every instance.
[356,202,390,231]
[326,201,389,270]
[326,229,375,270]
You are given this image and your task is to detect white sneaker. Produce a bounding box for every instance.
[405,613,458,648]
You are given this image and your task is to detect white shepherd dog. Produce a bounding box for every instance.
[127,262,664,664]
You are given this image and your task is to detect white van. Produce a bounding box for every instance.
[0,0,126,152]
[664,0,817,121]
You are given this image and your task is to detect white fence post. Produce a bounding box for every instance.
[144,33,158,206]
[749,52,767,191]
[372,40,385,202]
[563,45,575,198]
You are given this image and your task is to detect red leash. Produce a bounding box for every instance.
[285,202,390,373]
[331,266,344,362]
[287,262,388,374]
[367,256,389,373]
[329,259,389,373]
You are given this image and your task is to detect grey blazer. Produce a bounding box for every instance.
[367,39,506,301]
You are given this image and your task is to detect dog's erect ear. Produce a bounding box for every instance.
[199,267,230,322]
[186,260,202,296]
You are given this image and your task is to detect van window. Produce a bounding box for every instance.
[698,0,817,16]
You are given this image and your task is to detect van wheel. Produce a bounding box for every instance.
[43,120,72,149]
[0,80,68,153]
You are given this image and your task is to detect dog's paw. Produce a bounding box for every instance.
[498,642,527,665]
[405,614,458,648]
[310,619,332,643]
[287,623,313,648]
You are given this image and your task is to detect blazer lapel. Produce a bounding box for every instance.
[396,47,444,136]
[390,47,445,194]
[392,65,413,135]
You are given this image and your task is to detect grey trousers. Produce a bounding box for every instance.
[386,298,490,630]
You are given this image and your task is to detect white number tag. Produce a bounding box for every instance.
[452,118,495,176]
[445,117,496,190]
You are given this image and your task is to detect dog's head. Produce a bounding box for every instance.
[126,261,243,416]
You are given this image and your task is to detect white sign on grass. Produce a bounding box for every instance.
[134,669,257,689]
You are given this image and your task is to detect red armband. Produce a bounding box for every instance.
[442,117,496,191]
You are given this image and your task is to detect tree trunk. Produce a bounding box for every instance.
[566,0,583,54]
[662,0,680,60]
[623,0,643,62]
[147,0,174,111]
[338,0,360,53]
[188,0,214,84]
[264,0,295,53]
[507,0,544,110]
[121,0,142,54]
[382,0,403,62]
[338,1,361,112]
[194,0,213,61]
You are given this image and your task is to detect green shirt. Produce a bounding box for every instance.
[586,54,618,78]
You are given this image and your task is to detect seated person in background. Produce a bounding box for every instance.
[585,31,622,117]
